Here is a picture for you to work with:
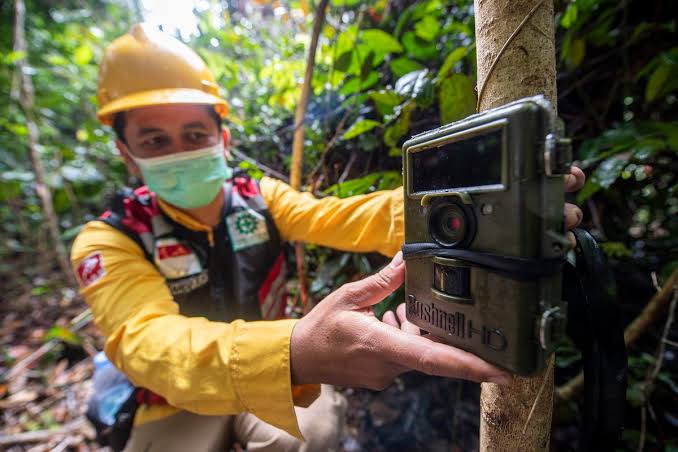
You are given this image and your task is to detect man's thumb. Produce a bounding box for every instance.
[339,251,405,309]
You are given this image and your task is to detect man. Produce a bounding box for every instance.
[72,24,584,451]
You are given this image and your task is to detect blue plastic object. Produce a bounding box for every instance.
[90,352,134,426]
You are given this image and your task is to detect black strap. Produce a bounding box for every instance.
[401,243,564,280]
[563,229,627,452]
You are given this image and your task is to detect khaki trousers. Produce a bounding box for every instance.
[123,385,347,452]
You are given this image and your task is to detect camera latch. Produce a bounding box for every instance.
[544,134,572,176]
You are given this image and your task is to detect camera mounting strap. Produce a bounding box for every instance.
[563,229,627,452]
[401,243,564,281]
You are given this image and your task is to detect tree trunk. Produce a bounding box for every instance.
[474,1,556,450]
[13,0,76,286]
[289,0,329,311]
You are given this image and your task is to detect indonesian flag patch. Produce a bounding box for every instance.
[76,252,105,287]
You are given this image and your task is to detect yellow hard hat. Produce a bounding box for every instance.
[96,23,229,125]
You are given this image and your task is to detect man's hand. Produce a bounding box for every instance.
[565,166,586,247]
[290,253,511,390]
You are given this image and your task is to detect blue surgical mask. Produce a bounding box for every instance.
[132,142,232,209]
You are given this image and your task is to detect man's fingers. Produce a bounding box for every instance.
[565,166,585,192]
[336,252,405,309]
[382,310,399,328]
[373,324,510,384]
[396,303,422,335]
[564,203,583,230]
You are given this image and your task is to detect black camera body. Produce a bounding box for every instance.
[402,96,572,375]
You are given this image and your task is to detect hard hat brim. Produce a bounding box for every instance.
[97,88,229,126]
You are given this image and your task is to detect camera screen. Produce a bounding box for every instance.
[410,129,503,193]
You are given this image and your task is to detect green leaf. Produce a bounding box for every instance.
[395,69,429,98]
[361,29,403,54]
[384,102,414,148]
[560,4,578,29]
[45,326,81,346]
[401,31,437,60]
[645,63,671,102]
[389,57,425,77]
[4,50,26,65]
[438,47,467,80]
[342,119,381,140]
[568,38,586,68]
[626,382,645,407]
[414,16,440,41]
[334,51,353,72]
[339,71,379,95]
[439,74,476,124]
[599,242,632,259]
[73,45,93,66]
[577,156,628,202]
[368,90,403,117]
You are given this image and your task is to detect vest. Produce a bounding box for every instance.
[99,177,288,322]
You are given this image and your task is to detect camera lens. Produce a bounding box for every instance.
[429,200,476,248]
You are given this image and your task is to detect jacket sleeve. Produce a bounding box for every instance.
[260,177,404,257]
[70,221,312,438]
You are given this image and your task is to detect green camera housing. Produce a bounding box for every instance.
[402,96,572,375]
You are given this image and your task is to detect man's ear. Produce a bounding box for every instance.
[116,140,141,177]
[221,127,231,160]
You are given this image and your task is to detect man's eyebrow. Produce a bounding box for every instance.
[137,127,165,137]
[183,121,208,129]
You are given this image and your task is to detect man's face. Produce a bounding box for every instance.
[116,104,228,175]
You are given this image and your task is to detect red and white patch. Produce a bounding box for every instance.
[77,252,105,287]
[154,238,202,279]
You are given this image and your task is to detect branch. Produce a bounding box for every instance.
[557,268,678,401]
[289,0,330,312]
[1,308,92,382]
[0,418,89,446]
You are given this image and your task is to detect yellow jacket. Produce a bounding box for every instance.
[71,176,403,438]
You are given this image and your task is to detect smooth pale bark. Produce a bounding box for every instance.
[474,1,557,450]
[14,0,76,286]
[290,0,330,311]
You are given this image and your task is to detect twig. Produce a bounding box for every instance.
[638,286,677,452]
[557,268,678,401]
[1,308,92,382]
[290,0,330,190]
[523,356,554,434]
[476,0,546,111]
[229,146,290,182]
[0,418,87,446]
[338,151,358,184]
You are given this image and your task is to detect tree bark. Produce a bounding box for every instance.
[13,0,76,286]
[474,1,556,450]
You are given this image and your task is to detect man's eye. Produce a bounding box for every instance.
[141,136,169,148]
[186,132,208,143]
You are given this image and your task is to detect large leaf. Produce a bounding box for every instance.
[368,90,403,117]
[384,102,414,150]
[342,119,381,140]
[401,31,437,60]
[394,69,429,98]
[414,16,440,42]
[438,74,476,124]
[438,47,467,80]
[361,29,403,54]
[389,57,425,77]
[645,62,671,102]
